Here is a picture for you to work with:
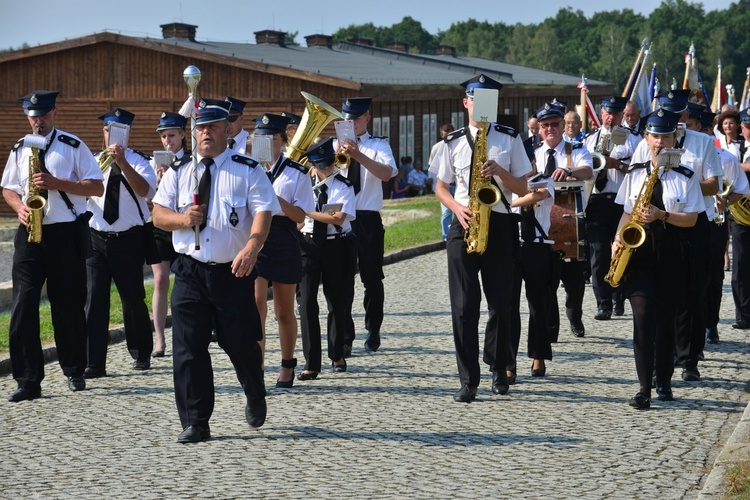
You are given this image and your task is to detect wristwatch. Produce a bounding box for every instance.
[564,167,573,176]
[662,211,670,226]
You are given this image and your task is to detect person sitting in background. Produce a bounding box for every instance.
[407,159,432,196]
[399,156,413,180]
[390,169,410,199]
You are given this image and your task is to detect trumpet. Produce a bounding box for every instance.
[98,150,115,173]
[335,150,350,169]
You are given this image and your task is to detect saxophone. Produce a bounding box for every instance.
[604,161,661,287]
[24,134,47,244]
[464,120,501,254]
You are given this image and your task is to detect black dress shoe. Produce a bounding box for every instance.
[656,386,674,401]
[531,360,546,377]
[628,392,651,409]
[246,397,267,428]
[492,371,509,395]
[276,358,297,388]
[83,367,107,379]
[706,327,719,344]
[177,425,211,443]
[332,359,347,373]
[68,376,85,392]
[7,386,41,402]
[453,385,477,402]
[151,350,165,358]
[613,303,625,316]
[296,370,318,381]
[570,320,585,338]
[133,359,151,371]
[364,333,381,352]
[594,309,612,321]
[732,319,750,330]
[682,367,700,382]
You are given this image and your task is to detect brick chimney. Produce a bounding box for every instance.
[254,30,286,46]
[305,34,333,48]
[386,41,409,53]
[435,45,456,57]
[348,37,374,47]
[161,23,198,41]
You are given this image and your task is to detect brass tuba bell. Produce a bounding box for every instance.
[284,92,343,167]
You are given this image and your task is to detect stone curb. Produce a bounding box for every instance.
[698,399,750,498]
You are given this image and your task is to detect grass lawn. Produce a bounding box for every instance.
[0,196,444,354]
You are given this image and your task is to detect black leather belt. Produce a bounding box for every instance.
[182,254,231,267]
[303,232,349,241]
[591,193,616,200]
[92,226,140,238]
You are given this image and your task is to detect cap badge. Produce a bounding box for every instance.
[345,99,351,107]
[262,116,269,125]
[544,103,551,110]
[657,109,664,117]
[199,99,206,108]
[115,109,121,117]
[161,112,167,119]
[478,75,486,83]
[30,94,38,105]
[668,91,674,99]
[318,146,324,154]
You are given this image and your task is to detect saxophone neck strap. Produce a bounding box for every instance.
[35,130,76,214]
[465,125,513,214]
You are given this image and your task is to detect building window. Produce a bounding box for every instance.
[373,117,381,137]
[372,117,390,140]
[422,113,437,165]
[451,111,465,130]
[399,115,414,160]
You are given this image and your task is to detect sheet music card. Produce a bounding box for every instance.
[335,120,357,145]
[152,150,175,169]
[471,88,499,123]
[107,122,130,148]
[656,148,684,170]
[251,135,274,164]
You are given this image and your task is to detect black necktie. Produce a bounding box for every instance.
[521,207,537,243]
[349,159,361,195]
[228,138,236,150]
[594,169,608,192]
[313,184,328,245]
[198,158,213,231]
[544,149,556,176]
[103,163,122,225]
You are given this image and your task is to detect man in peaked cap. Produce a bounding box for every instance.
[584,95,641,322]
[631,89,723,383]
[430,73,532,402]
[83,108,157,379]
[730,107,750,335]
[337,95,398,355]
[2,90,104,401]
[280,111,302,143]
[225,96,249,154]
[152,96,280,443]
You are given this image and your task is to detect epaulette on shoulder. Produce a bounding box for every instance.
[170,157,190,171]
[583,131,596,140]
[444,128,466,143]
[626,126,640,136]
[533,142,544,151]
[493,124,519,138]
[335,173,353,187]
[370,135,388,140]
[232,154,258,168]
[285,159,307,174]
[626,162,648,173]
[672,165,694,178]
[58,134,80,148]
[570,141,584,150]
[132,149,152,161]
[11,138,24,152]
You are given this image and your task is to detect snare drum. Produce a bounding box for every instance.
[549,181,586,261]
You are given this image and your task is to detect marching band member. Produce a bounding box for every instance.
[584,96,641,321]
[337,97,398,355]
[280,111,301,143]
[225,96,249,154]
[632,89,722,382]
[731,108,750,330]
[85,109,156,378]
[613,109,704,409]
[432,74,532,402]
[2,90,103,401]
[252,113,315,388]
[509,170,555,382]
[297,138,357,380]
[150,111,189,358]
[535,100,593,340]
[152,98,279,443]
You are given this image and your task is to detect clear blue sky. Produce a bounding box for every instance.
[0,0,732,50]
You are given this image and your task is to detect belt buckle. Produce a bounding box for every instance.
[106,231,118,238]
[206,261,218,266]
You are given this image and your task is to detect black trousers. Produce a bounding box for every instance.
[346,211,385,345]
[509,242,553,371]
[446,212,518,387]
[585,194,625,311]
[299,234,356,372]
[86,228,153,370]
[631,295,677,392]
[674,213,710,369]
[170,255,265,429]
[705,219,729,329]
[9,222,88,387]
[548,259,585,341]
[732,222,750,322]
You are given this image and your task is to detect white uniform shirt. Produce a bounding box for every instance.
[152,149,280,264]
[583,128,642,194]
[718,147,750,196]
[717,135,742,161]
[513,176,555,239]
[407,168,428,188]
[631,129,723,217]
[300,174,357,236]
[534,139,593,209]
[616,163,705,215]
[1,128,102,224]
[228,128,249,155]
[432,124,532,213]
[263,157,315,217]
[89,149,157,232]
[337,131,398,211]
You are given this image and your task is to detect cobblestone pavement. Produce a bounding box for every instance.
[1,250,748,498]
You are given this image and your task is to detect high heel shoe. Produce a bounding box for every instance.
[332,358,347,373]
[296,370,318,381]
[276,358,297,388]
[531,360,546,377]
[151,350,165,358]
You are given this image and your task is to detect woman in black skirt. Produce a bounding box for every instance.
[149,112,188,357]
[252,114,315,387]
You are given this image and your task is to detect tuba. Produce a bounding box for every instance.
[24,134,48,244]
[284,92,343,166]
[729,179,750,226]
[464,120,500,254]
